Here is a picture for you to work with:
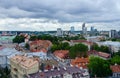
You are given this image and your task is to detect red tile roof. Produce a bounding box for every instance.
[71,57,89,69]
[88,50,110,58]
[110,65,120,73]
[29,40,52,52]
[98,52,110,58]
[54,50,69,59]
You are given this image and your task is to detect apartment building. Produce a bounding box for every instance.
[10,55,39,78]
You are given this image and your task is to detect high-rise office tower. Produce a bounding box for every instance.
[70,26,75,33]
[82,23,87,36]
[109,30,117,38]
[56,28,63,36]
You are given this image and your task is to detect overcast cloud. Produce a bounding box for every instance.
[0,0,120,31]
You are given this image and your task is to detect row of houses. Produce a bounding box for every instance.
[10,54,90,78]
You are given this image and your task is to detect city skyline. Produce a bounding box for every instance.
[0,0,120,31]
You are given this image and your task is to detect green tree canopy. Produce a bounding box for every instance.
[69,43,88,58]
[92,44,100,51]
[51,42,70,52]
[111,38,117,41]
[92,44,110,53]
[111,55,120,65]
[100,45,110,53]
[88,56,112,77]
[29,35,38,41]
[13,35,25,43]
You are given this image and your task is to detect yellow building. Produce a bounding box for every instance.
[10,55,39,78]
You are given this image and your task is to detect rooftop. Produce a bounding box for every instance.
[29,40,52,52]
[71,57,89,68]
[11,55,39,69]
[54,50,69,59]
[88,50,111,59]
[29,66,82,78]
[97,41,120,46]
[110,65,120,73]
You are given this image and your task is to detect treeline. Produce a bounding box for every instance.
[13,34,85,44]
[51,42,88,58]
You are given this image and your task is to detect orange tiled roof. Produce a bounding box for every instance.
[54,50,69,59]
[29,40,52,52]
[110,65,120,73]
[11,55,38,69]
[30,40,52,47]
[71,57,89,68]
[88,50,110,58]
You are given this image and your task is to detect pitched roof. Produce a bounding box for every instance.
[11,55,39,69]
[88,50,110,58]
[54,50,69,59]
[98,52,110,58]
[71,57,89,68]
[29,40,52,52]
[110,65,120,73]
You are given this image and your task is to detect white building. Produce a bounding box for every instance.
[0,47,49,68]
[96,41,120,53]
[56,28,63,36]
[87,36,106,42]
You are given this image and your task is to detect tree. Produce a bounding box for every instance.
[25,43,30,49]
[111,55,120,65]
[100,45,110,53]
[0,66,10,78]
[51,44,59,52]
[111,38,117,41]
[69,43,88,58]
[88,56,112,77]
[51,42,70,52]
[92,44,100,51]
[112,50,120,56]
[30,36,38,41]
[92,44,110,53]
[38,35,59,44]
[13,35,25,43]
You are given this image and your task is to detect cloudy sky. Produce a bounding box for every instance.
[0,0,120,31]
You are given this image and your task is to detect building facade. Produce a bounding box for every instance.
[10,55,39,78]
[56,28,63,36]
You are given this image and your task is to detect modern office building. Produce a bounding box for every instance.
[56,28,63,36]
[82,23,87,36]
[109,30,117,38]
[70,26,75,33]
